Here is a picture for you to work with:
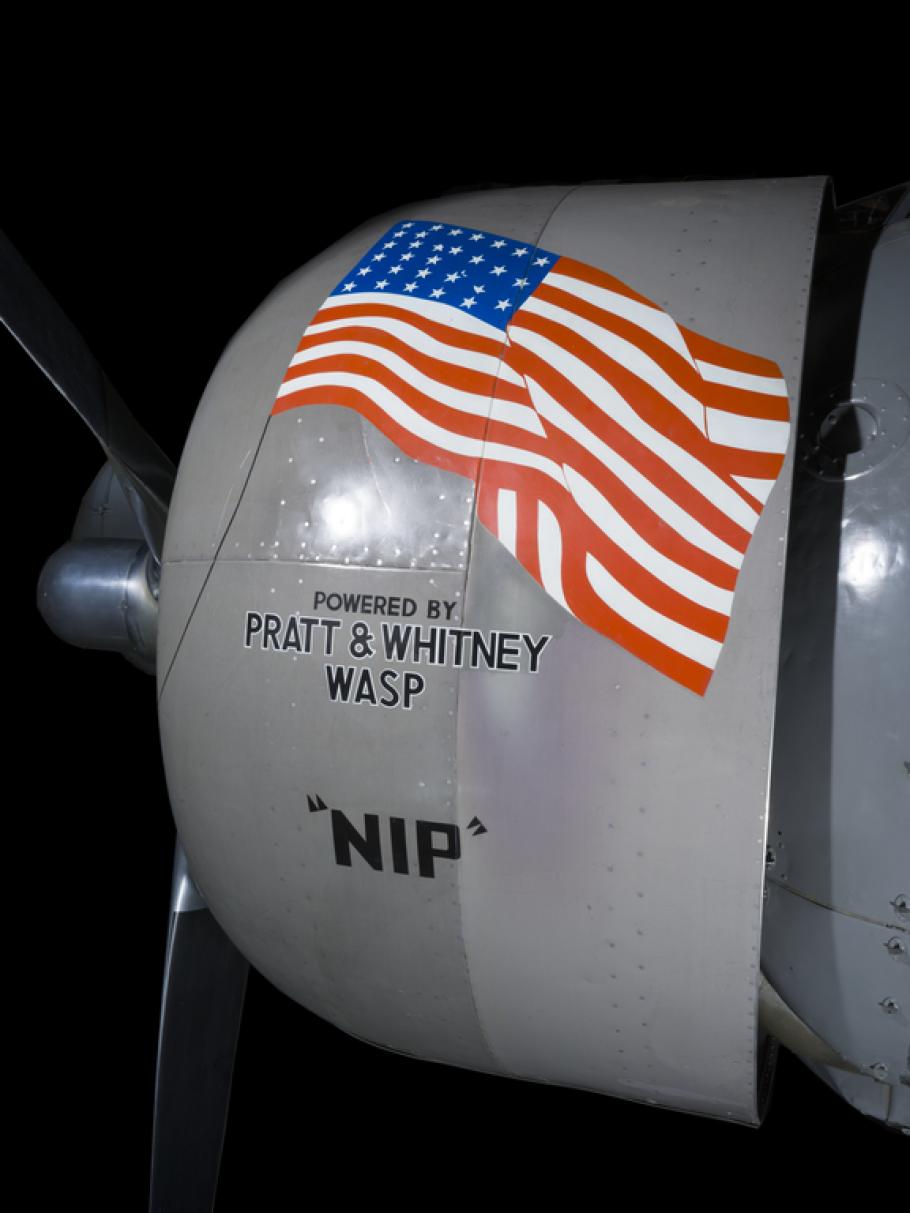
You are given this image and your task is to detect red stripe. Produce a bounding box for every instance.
[535,282,790,422]
[700,382,789,420]
[475,480,498,534]
[491,352,737,589]
[558,533,712,695]
[474,473,724,693]
[555,257,661,310]
[290,328,528,406]
[678,325,784,378]
[306,299,508,358]
[280,354,507,444]
[478,465,731,641]
[505,341,753,553]
[513,488,541,585]
[523,415,739,591]
[709,446,786,480]
[509,309,765,518]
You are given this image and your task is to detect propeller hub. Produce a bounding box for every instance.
[37,539,158,673]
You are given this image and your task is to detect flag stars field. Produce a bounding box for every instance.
[323,224,554,329]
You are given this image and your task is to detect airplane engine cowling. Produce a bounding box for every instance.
[157,179,827,1124]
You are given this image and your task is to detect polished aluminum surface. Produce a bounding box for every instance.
[38,539,158,672]
[159,179,825,1124]
[764,194,909,1125]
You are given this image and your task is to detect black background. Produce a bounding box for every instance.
[10,114,907,1208]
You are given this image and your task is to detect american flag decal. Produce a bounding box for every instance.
[272,221,790,695]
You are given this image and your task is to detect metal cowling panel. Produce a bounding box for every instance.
[158,177,826,1123]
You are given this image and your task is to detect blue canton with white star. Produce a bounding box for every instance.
[331,220,560,331]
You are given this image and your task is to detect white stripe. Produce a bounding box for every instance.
[521,295,707,433]
[525,376,744,569]
[732,475,776,504]
[278,371,567,484]
[510,328,759,533]
[320,291,505,340]
[696,359,788,397]
[288,341,544,436]
[706,408,790,454]
[563,466,735,615]
[497,490,517,556]
[546,270,698,369]
[304,312,525,387]
[586,554,721,670]
[537,501,569,609]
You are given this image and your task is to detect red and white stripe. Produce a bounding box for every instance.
[273,256,789,695]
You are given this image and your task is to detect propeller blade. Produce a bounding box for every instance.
[0,228,175,562]
[150,844,249,1213]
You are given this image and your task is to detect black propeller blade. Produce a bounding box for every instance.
[150,846,249,1213]
[1,227,175,563]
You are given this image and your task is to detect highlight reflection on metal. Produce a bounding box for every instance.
[254,420,471,573]
[758,975,860,1072]
[37,539,158,672]
[171,843,206,915]
[840,529,898,593]
[320,492,365,541]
